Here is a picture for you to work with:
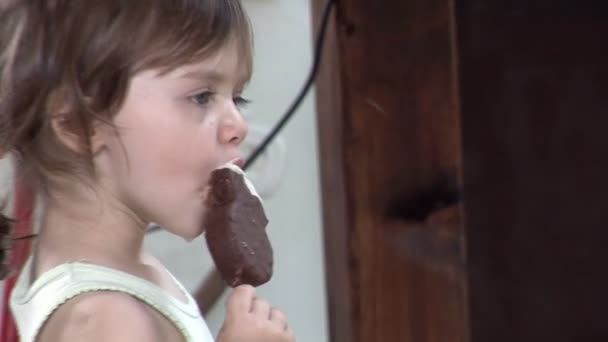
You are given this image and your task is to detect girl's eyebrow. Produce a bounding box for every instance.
[178,69,249,89]
[180,70,224,82]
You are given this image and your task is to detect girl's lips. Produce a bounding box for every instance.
[230,158,245,169]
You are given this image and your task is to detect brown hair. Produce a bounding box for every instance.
[0,0,253,191]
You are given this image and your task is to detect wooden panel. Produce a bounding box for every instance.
[310,1,353,341]
[313,0,469,341]
[458,1,608,341]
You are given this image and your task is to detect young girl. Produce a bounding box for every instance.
[0,1,294,341]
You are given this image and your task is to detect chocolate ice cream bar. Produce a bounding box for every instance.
[203,163,273,287]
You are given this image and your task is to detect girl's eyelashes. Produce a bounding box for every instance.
[233,96,251,109]
[189,92,251,110]
[190,91,214,106]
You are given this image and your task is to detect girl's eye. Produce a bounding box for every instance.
[233,96,251,109]
[191,92,213,105]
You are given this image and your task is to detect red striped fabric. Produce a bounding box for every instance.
[1,163,34,342]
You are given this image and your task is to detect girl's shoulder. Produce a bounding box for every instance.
[11,255,194,342]
[36,290,181,342]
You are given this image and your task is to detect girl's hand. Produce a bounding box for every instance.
[217,285,295,342]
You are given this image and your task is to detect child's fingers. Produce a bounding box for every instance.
[225,284,256,313]
[251,297,271,318]
[269,308,288,330]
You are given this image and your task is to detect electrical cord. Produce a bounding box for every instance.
[243,0,335,169]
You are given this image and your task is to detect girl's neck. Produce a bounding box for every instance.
[34,180,148,273]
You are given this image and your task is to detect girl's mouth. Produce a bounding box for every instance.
[230,158,245,169]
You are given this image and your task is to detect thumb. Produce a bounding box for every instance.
[225,284,256,314]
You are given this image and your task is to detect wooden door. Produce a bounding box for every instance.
[458,1,608,341]
[313,0,608,341]
[312,1,469,341]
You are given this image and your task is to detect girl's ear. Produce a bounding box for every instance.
[50,111,86,154]
[48,90,106,155]
[51,113,108,156]
[89,121,107,156]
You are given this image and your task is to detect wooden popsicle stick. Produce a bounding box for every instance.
[194,269,227,317]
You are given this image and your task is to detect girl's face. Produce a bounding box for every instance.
[95,41,250,240]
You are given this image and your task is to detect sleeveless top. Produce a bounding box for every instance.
[9,257,215,342]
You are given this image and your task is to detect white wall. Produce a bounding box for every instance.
[0,1,329,341]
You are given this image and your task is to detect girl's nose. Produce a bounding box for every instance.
[218,102,248,146]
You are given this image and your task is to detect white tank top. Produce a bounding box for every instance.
[9,257,215,342]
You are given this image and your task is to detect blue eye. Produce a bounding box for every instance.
[233,96,251,109]
[191,92,213,105]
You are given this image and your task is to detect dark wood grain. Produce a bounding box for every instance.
[312,0,469,341]
[310,1,353,341]
[458,1,608,341]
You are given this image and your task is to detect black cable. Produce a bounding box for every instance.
[243,0,336,169]
[147,0,336,235]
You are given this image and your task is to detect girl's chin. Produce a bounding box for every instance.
[183,232,203,242]
[172,228,203,242]
[156,218,205,242]
[181,220,206,241]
